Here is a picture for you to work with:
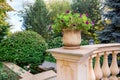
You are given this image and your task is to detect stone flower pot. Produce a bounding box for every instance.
[62,29,81,49]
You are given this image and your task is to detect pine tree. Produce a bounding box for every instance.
[22,0,50,38]
[98,0,120,43]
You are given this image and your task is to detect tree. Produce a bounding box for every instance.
[71,0,102,43]
[98,0,120,43]
[22,0,50,38]
[46,0,71,22]
[22,0,71,40]
[0,0,13,42]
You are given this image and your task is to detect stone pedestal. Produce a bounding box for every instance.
[47,47,97,80]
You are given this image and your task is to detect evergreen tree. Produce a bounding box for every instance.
[98,0,120,43]
[0,0,13,41]
[22,0,50,38]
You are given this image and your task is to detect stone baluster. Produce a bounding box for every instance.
[102,52,111,80]
[47,43,120,80]
[109,51,119,80]
[88,56,95,80]
[94,53,103,80]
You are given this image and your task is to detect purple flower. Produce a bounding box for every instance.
[92,22,94,25]
[86,21,89,25]
[86,13,88,17]
[66,10,70,13]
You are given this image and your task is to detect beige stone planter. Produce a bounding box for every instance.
[62,29,81,49]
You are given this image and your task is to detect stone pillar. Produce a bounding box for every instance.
[47,47,97,80]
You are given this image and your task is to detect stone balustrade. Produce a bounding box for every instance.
[47,43,120,80]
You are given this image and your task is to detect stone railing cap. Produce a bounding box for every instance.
[47,47,97,57]
[47,43,120,57]
[83,43,120,48]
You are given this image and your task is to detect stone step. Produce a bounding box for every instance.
[20,70,56,80]
[3,62,33,79]
[3,62,56,80]
[36,70,56,80]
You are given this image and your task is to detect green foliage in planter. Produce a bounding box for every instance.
[0,62,19,80]
[52,11,93,33]
[0,31,47,73]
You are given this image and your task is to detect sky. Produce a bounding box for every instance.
[7,0,35,33]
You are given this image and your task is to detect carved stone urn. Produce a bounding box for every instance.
[62,29,81,49]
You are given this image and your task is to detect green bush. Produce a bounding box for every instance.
[48,36,63,49]
[46,36,63,62]
[81,39,89,46]
[0,31,47,73]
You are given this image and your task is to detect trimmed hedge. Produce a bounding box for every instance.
[0,31,47,73]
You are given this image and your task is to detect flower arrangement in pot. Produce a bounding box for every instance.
[52,10,93,49]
